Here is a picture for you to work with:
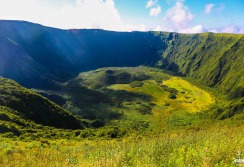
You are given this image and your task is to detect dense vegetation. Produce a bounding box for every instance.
[0,77,86,131]
[157,32,244,99]
[0,21,243,102]
[0,121,243,167]
[0,66,243,166]
[0,20,243,166]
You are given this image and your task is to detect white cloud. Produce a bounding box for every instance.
[153,25,170,32]
[150,6,162,17]
[154,25,163,31]
[220,26,244,34]
[161,1,207,34]
[179,25,205,33]
[146,0,161,17]
[0,0,147,32]
[56,0,123,30]
[190,26,244,34]
[125,24,148,32]
[0,0,239,34]
[146,0,157,8]
[204,3,225,14]
[164,1,193,30]
[209,29,218,33]
[191,25,205,33]
[205,3,214,14]
[152,24,205,34]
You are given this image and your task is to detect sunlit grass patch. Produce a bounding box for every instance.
[163,77,215,112]
[109,76,215,114]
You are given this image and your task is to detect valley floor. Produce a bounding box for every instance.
[110,76,215,114]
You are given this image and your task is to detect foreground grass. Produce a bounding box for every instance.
[0,122,243,167]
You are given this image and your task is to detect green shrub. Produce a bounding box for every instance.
[161,85,178,93]
[137,105,152,115]
[129,81,144,88]
[164,102,170,106]
[168,93,177,99]
[229,87,244,99]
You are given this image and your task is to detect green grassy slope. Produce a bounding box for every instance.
[0,21,162,89]
[0,21,243,98]
[0,21,243,117]
[157,32,244,99]
[1,123,243,167]
[37,67,219,132]
[36,67,159,126]
[0,21,243,167]
[0,77,85,130]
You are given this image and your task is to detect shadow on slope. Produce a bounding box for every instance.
[0,77,86,130]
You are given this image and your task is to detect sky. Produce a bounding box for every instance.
[0,0,243,34]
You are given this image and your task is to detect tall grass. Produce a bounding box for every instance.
[0,122,243,167]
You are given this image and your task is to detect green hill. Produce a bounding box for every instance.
[157,32,244,99]
[0,77,85,131]
[37,67,216,129]
[0,21,243,102]
[0,21,243,166]
[0,20,243,124]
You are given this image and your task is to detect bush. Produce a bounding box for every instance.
[161,85,178,93]
[115,72,132,84]
[129,81,144,88]
[229,87,244,99]
[133,73,150,81]
[164,102,170,106]
[138,105,152,115]
[168,93,177,99]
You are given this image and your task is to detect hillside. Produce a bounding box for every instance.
[0,21,243,102]
[0,21,243,166]
[0,77,85,131]
[0,20,161,89]
[0,68,243,166]
[35,67,219,131]
[157,32,244,99]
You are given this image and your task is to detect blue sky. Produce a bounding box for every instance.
[0,0,243,33]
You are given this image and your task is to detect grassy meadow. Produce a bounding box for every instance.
[109,76,214,115]
[0,67,243,166]
[0,121,243,167]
